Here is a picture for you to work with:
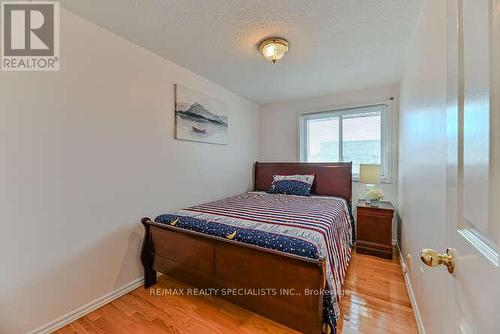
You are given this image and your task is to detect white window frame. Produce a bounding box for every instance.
[299,102,393,183]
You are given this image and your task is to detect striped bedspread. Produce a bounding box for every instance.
[155,191,353,332]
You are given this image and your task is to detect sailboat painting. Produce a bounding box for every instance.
[174,84,228,144]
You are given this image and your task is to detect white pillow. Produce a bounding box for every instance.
[272,174,315,185]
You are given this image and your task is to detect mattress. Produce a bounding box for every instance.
[155,191,353,332]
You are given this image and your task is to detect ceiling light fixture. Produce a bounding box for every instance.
[259,38,289,63]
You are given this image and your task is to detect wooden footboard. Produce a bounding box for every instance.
[140,218,326,334]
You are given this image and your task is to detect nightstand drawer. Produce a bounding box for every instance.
[357,212,392,244]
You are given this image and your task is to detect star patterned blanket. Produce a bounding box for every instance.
[155,191,353,333]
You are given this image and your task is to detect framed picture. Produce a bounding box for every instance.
[174,84,228,144]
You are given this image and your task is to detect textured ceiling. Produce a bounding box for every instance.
[61,0,423,104]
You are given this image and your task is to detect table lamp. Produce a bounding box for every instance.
[359,164,382,206]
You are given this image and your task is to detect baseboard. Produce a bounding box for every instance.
[29,276,144,334]
[396,242,426,334]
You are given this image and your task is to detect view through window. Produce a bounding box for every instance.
[301,104,389,178]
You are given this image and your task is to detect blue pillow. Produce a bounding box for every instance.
[267,174,315,196]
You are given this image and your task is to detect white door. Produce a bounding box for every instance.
[436,0,500,333]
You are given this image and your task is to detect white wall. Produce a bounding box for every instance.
[398,1,447,333]
[260,85,400,235]
[0,8,259,334]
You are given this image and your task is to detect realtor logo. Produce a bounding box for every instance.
[1,1,59,71]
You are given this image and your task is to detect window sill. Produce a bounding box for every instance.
[353,176,393,184]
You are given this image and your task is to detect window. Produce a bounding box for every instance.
[300,104,392,181]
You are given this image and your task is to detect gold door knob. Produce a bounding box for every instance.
[420,248,455,273]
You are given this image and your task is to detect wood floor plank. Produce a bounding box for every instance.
[57,251,417,333]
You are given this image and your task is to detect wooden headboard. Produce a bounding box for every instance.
[254,162,352,202]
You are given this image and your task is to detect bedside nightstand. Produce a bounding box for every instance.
[356,199,395,259]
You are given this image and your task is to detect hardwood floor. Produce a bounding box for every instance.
[337,251,417,334]
[57,251,417,333]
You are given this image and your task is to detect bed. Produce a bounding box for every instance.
[140,162,353,334]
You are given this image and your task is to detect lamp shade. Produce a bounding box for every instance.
[359,164,381,184]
